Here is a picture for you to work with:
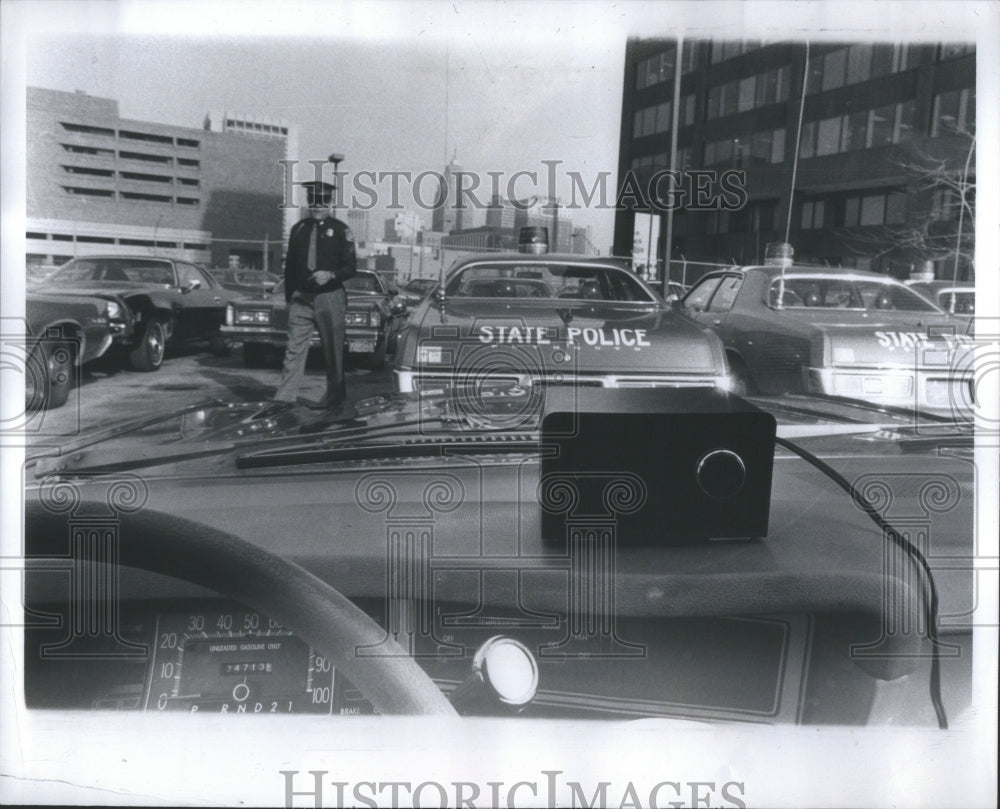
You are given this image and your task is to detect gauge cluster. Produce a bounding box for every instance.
[146,609,338,714]
[24,600,376,716]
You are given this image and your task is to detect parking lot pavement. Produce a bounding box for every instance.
[25,346,395,449]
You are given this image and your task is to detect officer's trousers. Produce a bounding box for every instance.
[274,288,347,406]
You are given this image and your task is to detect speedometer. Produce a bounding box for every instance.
[145,608,336,714]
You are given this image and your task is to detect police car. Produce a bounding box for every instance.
[394,235,729,400]
[681,248,975,417]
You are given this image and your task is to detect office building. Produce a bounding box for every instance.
[614,39,976,280]
[26,87,288,270]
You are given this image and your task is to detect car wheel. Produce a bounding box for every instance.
[209,334,232,357]
[128,319,166,372]
[727,354,756,397]
[25,341,75,412]
[243,343,270,368]
[356,334,387,371]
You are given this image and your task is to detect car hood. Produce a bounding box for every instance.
[408,299,718,374]
[25,389,968,480]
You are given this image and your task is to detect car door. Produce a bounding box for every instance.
[174,262,225,341]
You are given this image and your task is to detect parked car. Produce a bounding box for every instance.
[33,255,230,371]
[16,383,981,805]
[24,291,128,409]
[222,270,408,370]
[905,279,975,315]
[399,277,438,308]
[680,264,974,416]
[210,268,282,296]
[394,253,729,399]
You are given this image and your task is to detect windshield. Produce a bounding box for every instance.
[446,263,657,302]
[344,273,382,293]
[48,257,176,286]
[769,274,941,312]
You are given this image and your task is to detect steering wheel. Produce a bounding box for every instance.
[24,501,458,716]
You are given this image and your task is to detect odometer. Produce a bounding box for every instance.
[145,609,335,714]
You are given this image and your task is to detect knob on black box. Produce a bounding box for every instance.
[539,388,776,544]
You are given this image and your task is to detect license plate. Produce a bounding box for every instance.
[349,340,376,353]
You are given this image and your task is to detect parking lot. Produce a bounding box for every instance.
[26,345,395,448]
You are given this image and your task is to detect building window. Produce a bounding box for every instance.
[706,67,790,120]
[636,49,676,89]
[119,129,173,145]
[840,191,905,227]
[120,150,173,165]
[63,186,114,198]
[895,100,917,142]
[177,158,200,167]
[120,191,172,203]
[930,188,962,221]
[816,116,842,155]
[632,102,671,138]
[76,236,115,244]
[62,143,114,156]
[177,177,200,187]
[859,195,885,226]
[120,238,156,247]
[932,88,975,136]
[885,192,907,225]
[868,104,895,147]
[176,138,200,148]
[62,165,114,177]
[801,199,826,230]
[681,93,696,126]
[845,44,873,84]
[842,111,868,151]
[821,48,848,91]
[176,197,201,206]
[680,41,700,73]
[52,233,74,241]
[60,122,114,137]
[120,171,173,183]
[183,243,208,251]
[26,231,47,240]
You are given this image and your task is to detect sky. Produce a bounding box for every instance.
[7,0,1000,255]
[22,5,633,251]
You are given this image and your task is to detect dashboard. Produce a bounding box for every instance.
[23,595,972,724]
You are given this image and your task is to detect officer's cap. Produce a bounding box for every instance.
[298,180,336,206]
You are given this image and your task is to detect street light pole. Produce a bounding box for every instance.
[328,152,345,212]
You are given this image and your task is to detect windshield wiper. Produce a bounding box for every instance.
[236,432,541,469]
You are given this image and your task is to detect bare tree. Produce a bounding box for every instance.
[842,129,975,281]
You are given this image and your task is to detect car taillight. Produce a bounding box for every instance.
[345,312,370,326]
[225,304,234,326]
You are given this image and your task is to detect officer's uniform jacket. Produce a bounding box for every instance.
[283,216,358,303]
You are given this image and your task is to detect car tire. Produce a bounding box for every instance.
[356,335,387,371]
[25,341,75,412]
[727,354,756,397]
[243,343,270,368]
[129,319,166,372]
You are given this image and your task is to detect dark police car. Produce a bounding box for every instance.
[394,237,729,399]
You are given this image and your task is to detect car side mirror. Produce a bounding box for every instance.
[390,299,407,315]
[433,286,447,305]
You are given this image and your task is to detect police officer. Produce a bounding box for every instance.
[274,180,357,410]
